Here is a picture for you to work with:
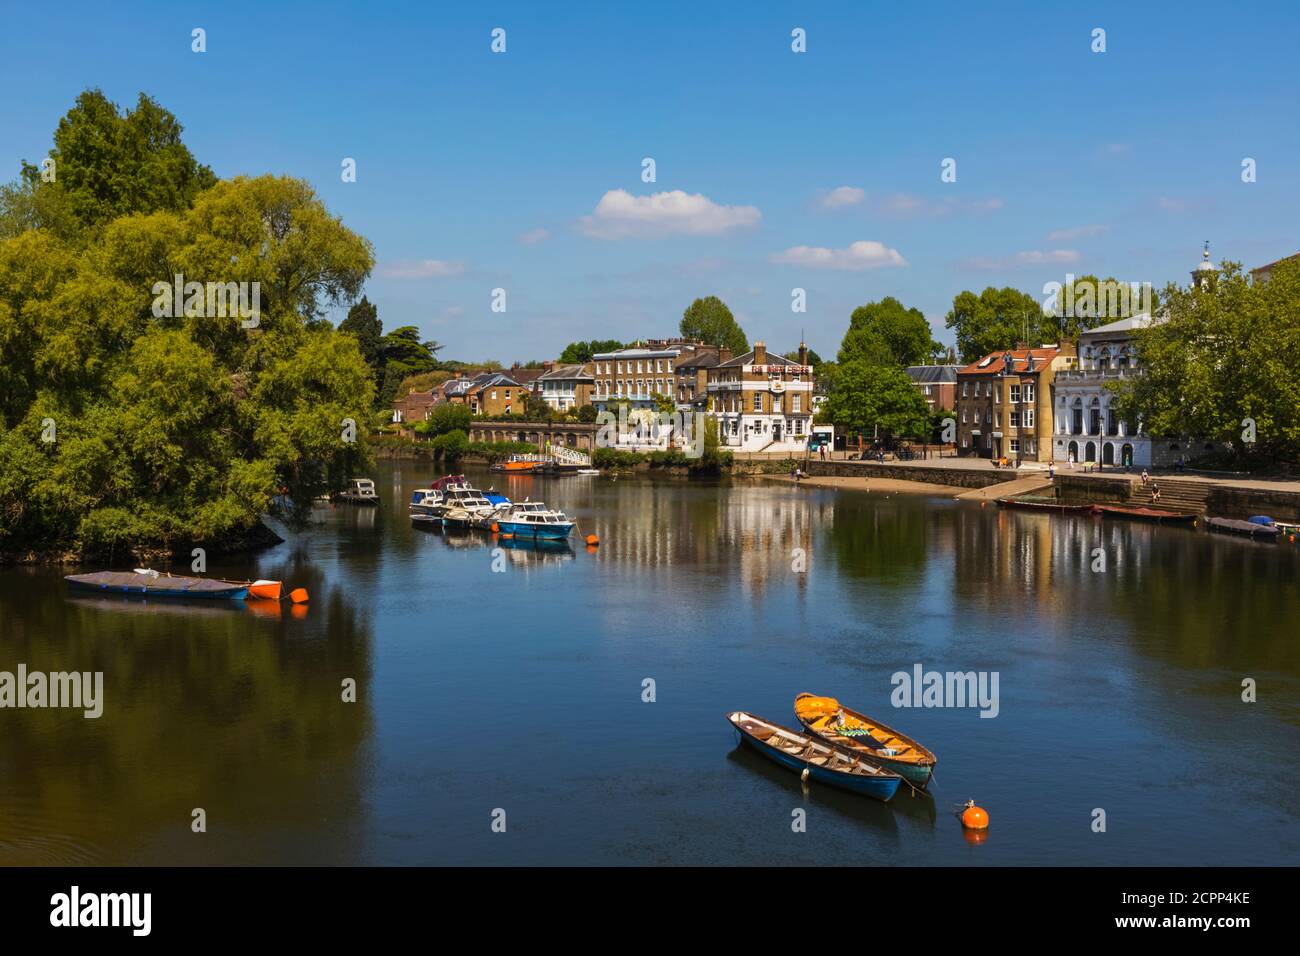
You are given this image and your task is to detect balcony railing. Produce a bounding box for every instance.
[1055,367,1139,382]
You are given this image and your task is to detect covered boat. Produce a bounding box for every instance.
[65,570,249,601]
[793,693,936,789]
[727,711,902,802]
[1206,516,1280,540]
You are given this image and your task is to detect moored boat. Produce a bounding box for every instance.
[336,478,379,505]
[793,693,936,789]
[1207,516,1281,540]
[409,487,443,525]
[495,500,575,540]
[65,569,249,601]
[727,711,902,802]
[1091,504,1197,524]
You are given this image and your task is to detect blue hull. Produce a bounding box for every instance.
[729,714,901,802]
[496,521,573,540]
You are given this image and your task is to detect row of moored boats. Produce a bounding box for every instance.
[409,475,575,540]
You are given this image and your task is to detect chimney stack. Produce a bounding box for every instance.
[798,341,808,367]
[754,340,767,364]
[719,345,733,363]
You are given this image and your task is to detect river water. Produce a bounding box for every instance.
[1,462,1297,865]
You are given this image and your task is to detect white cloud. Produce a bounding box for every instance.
[579,189,761,239]
[378,259,465,279]
[878,193,1004,219]
[770,241,908,271]
[962,249,1080,271]
[819,186,865,209]
[1047,224,1108,242]
[517,228,550,245]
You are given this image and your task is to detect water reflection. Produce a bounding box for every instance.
[0,561,373,864]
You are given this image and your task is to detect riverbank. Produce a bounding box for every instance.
[764,474,967,497]
[0,519,284,567]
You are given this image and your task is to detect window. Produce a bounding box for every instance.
[962,382,968,398]
[1009,439,1020,453]
[491,390,497,400]
[994,388,1001,404]
[994,412,1000,428]
[795,419,804,435]
[1010,385,1021,403]
[1025,409,1035,428]
[617,361,623,374]
[636,361,643,373]
[792,394,801,413]
[753,393,762,411]
[962,409,968,424]
[1010,411,1021,428]
[1024,383,1035,403]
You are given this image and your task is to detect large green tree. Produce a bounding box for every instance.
[339,296,382,371]
[818,361,930,439]
[377,325,441,408]
[1046,274,1154,340]
[1112,261,1300,465]
[1,89,216,239]
[838,297,938,367]
[0,93,376,558]
[945,287,1049,363]
[680,296,748,354]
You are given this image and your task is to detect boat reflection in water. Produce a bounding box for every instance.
[412,519,575,564]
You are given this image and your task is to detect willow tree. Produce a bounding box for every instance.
[0,92,376,559]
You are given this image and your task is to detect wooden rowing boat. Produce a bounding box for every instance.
[793,693,936,789]
[727,711,902,802]
[1091,504,1197,524]
[997,495,1094,514]
[65,570,249,601]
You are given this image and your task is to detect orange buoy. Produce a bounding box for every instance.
[586,534,599,546]
[490,522,499,533]
[289,587,309,604]
[960,800,989,830]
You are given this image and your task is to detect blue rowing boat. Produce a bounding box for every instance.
[65,570,249,601]
[726,711,902,802]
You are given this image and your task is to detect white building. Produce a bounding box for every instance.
[1051,315,1154,467]
[706,342,815,454]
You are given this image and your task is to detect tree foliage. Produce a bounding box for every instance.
[680,296,748,354]
[0,93,376,558]
[838,297,938,367]
[818,361,930,439]
[1112,261,1300,465]
[557,339,624,363]
[944,287,1048,364]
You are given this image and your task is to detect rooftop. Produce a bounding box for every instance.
[717,348,801,369]
[905,364,958,384]
[538,363,593,381]
[958,346,1061,376]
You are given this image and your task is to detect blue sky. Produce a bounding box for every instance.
[3,1,1298,363]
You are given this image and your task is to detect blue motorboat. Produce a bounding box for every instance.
[495,501,574,540]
